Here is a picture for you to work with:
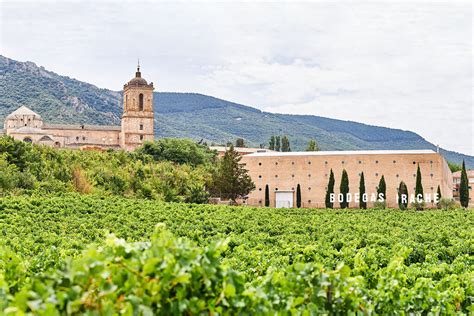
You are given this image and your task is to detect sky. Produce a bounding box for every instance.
[0,0,473,155]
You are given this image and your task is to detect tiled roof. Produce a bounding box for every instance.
[245,149,437,157]
[43,124,121,131]
[6,106,42,119]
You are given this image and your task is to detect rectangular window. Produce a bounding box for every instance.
[140,135,144,141]
[139,124,144,130]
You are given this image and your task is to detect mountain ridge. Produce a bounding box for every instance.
[1,55,472,168]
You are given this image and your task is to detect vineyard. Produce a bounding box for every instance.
[0,193,472,314]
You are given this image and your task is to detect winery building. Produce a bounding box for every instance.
[242,150,453,208]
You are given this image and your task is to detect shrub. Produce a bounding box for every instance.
[373,200,386,210]
[439,198,457,211]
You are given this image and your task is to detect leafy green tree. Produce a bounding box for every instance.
[359,172,366,209]
[377,175,386,201]
[460,160,470,208]
[275,136,281,152]
[137,138,217,166]
[448,161,462,173]
[211,145,255,204]
[398,181,408,210]
[340,169,349,209]
[415,164,424,210]
[265,184,270,207]
[268,136,276,150]
[235,138,245,148]
[281,136,291,152]
[296,184,301,208]
[325,169,335,209]
[306,140,320,151]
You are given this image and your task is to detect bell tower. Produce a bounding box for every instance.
[121,62,155,151]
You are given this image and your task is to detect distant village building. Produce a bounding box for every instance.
[2,64,154,151]
[452,169,473,206]
[210,146,274,157]
[241,150,453,208]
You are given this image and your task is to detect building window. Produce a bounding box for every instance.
[308,187,311,191]
[430,160,433,164]
[430,173,433,177]
[139,124,143,131]
[82,136,86,141]
[325,161,328,164]
[393,160,396,163]
[76,136,79,141]
[308,161,311,165]
[413,161,416,164]
[375,160,379,164]
[375,173,379,177]
[139,93,144,111]
[258,162,262,166]
[359,160,362,164]
[258,175,262,178]
[308,174,311,177]
[396,174,399,178]
[292,161,295,165]
[342,161,345,164]
[275,188,279,191]
[413,174,416,177]
[275,162,278,165]
[259,188,262,191]
[140,135,144,141]
[308,200,311,203]
[275,175,278,178]
[292,174,295,178]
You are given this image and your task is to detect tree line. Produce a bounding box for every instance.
[0,136,255,204]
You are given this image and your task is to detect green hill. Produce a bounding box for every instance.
[1,55,472,167]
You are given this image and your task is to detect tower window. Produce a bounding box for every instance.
[140,135,144,141]
[139,93,144,111]
[139,124,144,130]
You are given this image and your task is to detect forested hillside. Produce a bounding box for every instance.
[1,55,472,167]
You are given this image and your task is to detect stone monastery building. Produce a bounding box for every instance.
[2,65,154,151]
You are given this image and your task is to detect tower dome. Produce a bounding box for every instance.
[125,62,152,88]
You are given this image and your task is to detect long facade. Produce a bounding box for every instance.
[242,150,453,208]
[2,65,154,151]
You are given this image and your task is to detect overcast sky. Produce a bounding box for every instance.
[1,0,472,155]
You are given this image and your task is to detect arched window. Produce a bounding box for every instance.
[139,93,144,111]
[23,137,32,143]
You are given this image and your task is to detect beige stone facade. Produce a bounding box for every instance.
[2,65,154,151]
[242,150,453,209]
[452,170,474,206]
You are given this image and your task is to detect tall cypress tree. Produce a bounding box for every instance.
[398,181,408,210]
[325,169,335,209]
[340,169,349,209]
[281,136,291,152]
[377,175,386,201]
[415,164,423,199]
[268,136,275,151]
[264,184,270,207]
[436,185,442,209]
[275,136,281,152]
[460,160,470,208]
[359,172,366,209]
[296,184,301,208]
[415,164,424,210]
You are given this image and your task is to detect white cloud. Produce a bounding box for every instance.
[0,0,472,154]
